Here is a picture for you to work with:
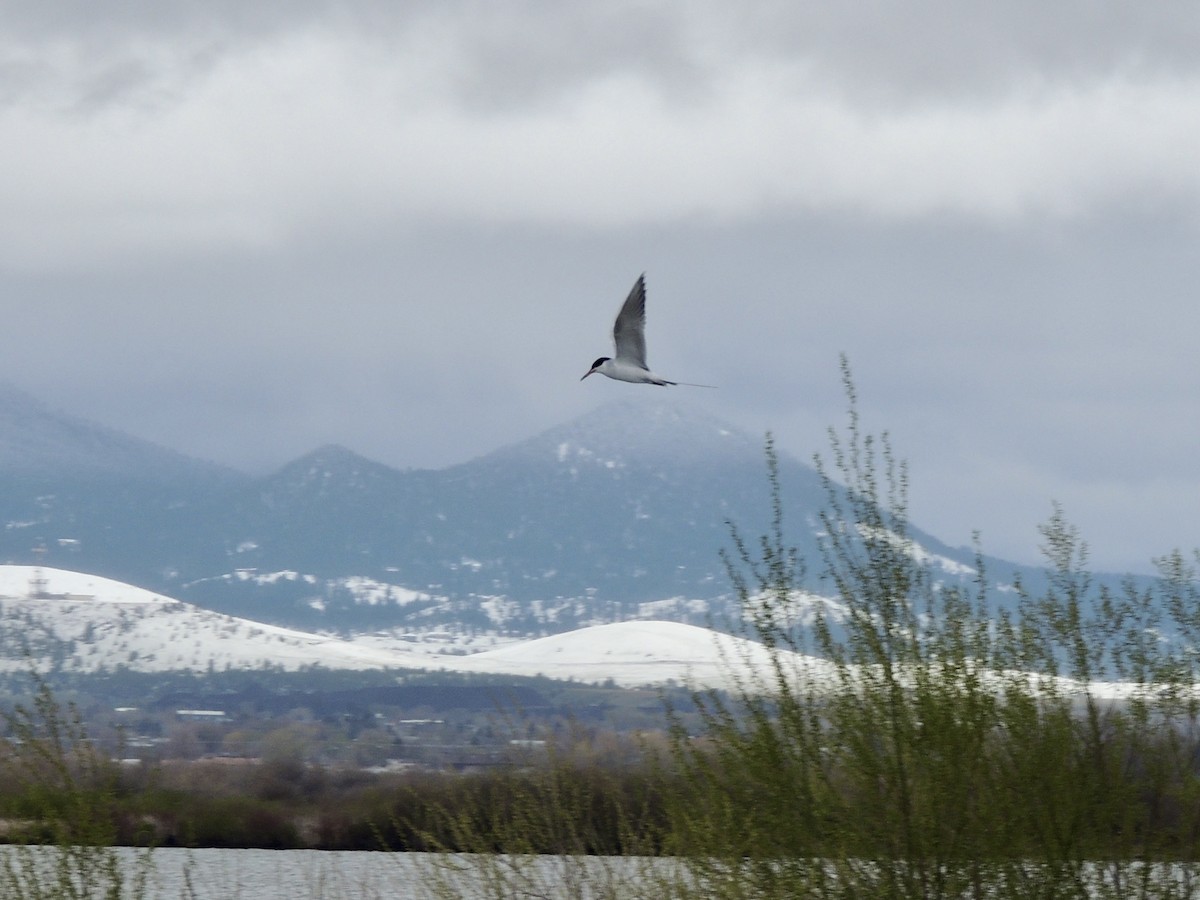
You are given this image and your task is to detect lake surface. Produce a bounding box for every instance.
[6,846,1191,898]
[0,846,674,899]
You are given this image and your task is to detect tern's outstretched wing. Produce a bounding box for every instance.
[612,274,648,368]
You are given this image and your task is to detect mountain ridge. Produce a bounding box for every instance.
[0,388,1079,641]
[0,382,244,484]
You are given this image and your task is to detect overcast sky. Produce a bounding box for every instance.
[2,1,1198,575]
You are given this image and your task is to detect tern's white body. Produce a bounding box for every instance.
[589,356,675,385]
[581,274,712,387]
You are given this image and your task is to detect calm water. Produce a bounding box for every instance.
[6,847,1192,898]
[0,846,673,899]
[142,848,435,899]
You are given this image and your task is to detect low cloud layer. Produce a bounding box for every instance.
[4,3,1199,264]
[2,2,1198,573]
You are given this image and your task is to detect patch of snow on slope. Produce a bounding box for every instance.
[443,620,837,689]
[338,576,432,606]
[184,571,437,607]
[184,570,317,587]
[0,566,427,673]
[343,629,523,658]
[0,567,173,604]
[637,597,709,618]
[857,525,976,577]
[743,590,849,628]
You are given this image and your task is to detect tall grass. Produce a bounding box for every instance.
[410,362,1200,898]
[662,359,1200,899]
[0,674,154,899]
[404,736,672,899]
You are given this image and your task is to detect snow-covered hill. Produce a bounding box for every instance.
[442,620,831,688]
[0,566,419,673]
[0,566,806,689]
[0,567,1153,700]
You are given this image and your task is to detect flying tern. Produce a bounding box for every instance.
[580,275,715,387]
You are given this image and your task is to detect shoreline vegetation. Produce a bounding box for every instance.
[4,362,1200,898]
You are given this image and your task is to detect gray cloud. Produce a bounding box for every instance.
[1,3,1198,574]
[6,2,1200,110]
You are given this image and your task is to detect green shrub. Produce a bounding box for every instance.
[663,359,1200,899]
[0,674,154,898]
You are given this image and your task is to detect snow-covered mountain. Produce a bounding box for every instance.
[0,387,1068,641]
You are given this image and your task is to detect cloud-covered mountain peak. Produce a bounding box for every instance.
[277,443,386,474]
[266,444,401,497]
[483,399,766,472]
